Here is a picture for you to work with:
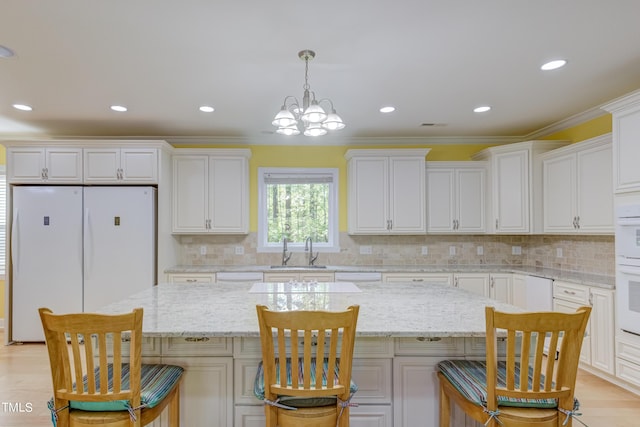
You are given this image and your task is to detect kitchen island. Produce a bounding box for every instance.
[99,281,522,427]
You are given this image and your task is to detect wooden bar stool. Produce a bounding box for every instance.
[254,304,360,427]
[39,307,184,427]
[437,305,591,427]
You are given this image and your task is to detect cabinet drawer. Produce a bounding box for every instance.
[394,337,465,356]
[93,335,161,357]
[616,358,640,388]
[167,273,215,283]
[162,336,232,356]
[354,337,394,358]
[617,333,640,365]
[553,281,589,304]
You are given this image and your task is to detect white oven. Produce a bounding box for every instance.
[616,204,640,259]
[617,259,640,335]
[616,204,640,335]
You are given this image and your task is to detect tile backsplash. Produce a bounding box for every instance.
[177,233,615,276]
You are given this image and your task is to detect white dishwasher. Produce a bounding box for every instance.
[524,275,553,311]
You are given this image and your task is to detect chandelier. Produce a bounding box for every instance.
[272,50,345,136]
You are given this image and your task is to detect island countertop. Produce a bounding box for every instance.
[97,281,524,338]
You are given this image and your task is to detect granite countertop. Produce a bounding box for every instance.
[165,264,615,289]
[97,281,523,338]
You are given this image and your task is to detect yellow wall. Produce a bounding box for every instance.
[542,114,612,143]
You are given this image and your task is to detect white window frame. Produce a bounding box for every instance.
[257,167,339,253]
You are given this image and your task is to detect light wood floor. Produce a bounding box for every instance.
[2,331,640,426]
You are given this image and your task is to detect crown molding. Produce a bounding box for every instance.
[522,106,608,140]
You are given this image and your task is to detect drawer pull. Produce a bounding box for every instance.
[412,278,424,282]
[563,290,576,295]
[186,279,197,283]
[184,337,210,343]
[416,337,442,342]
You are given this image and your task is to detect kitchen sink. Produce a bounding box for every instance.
[269,265,327,269]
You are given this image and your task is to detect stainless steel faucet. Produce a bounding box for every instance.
[282,237,292,266]
[304,236,319,266]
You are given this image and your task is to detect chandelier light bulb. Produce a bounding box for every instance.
[322,110,345,130]
[276,125,301,136]
[301,101,327,124]
[272,107,297,128]
[304,123,328,137]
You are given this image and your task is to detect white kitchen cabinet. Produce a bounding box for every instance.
[345,149,430,234]
[166,273,216,283]
[162,336,233,427]
[8,146,83,183]
[541,134,613,234]
[553,281,615,375]
[472,141,568,234]
[162,356,233,427]
[393,357,467,427]
[602,89,640,193]
[382,272,452,286]
[616,331,640,390]
[489,273,512,303]
[83,147,158,183]
[426,162,486,233]
[172,149,251,234]
[262,271,335,283]
[453,273,490,297]
[511,274,527,309]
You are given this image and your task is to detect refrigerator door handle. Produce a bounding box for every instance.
[84,208,92,281]
[11,209,19,280]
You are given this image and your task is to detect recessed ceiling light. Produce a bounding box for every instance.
[13,104,33,111]
[199,106,215,113]
[541,59,567,71]
[473,106,491,113]
[380,106,395,113]
[0,45,15,58]
[110,105,127,112]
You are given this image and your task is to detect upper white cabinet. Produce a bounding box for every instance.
[426,162,486,233]
[602,89,640,193]
[8,146,83,183]
[541,134,613,234]
[84,147,158,183]
[345,149,430,235]
[172,149,251,234]
[473,141,568,234]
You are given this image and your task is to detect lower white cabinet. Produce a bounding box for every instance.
[453,273,490,297]
[161,337,233,427]
[489,273,512,303]
[162,356,233,427]
[553,281,615,375]
[382,272,452,286]
[616,331,640,390]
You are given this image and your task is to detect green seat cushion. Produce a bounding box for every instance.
[69,363,183,412]
[254,358,358,408]
[437,359,573,409]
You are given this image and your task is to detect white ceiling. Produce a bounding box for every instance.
[1,0,640,146]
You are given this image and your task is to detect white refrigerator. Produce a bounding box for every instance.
[11,186,157,342]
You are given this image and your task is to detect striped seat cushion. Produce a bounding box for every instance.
[254,358,358,408]
[437,360,562,408]
[69,363,184,412]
